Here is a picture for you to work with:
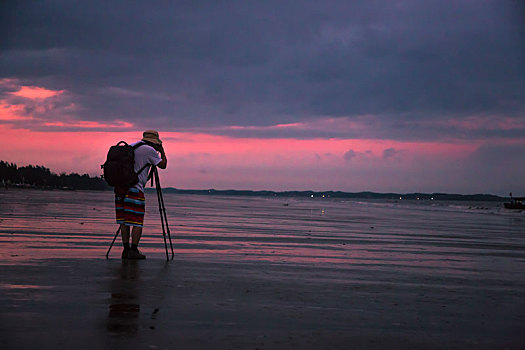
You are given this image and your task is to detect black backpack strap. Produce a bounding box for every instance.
[147,166,155,187]
[137,163,150,176]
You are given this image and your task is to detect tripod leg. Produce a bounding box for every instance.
[158,183,175,260]
[106,226,121,259]
[154,168,169,261]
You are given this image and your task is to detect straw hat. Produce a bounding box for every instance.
[142,130,162,145]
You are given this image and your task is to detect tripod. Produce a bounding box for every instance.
[106,166,174,261]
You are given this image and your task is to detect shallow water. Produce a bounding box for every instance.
[1,189,525,348]
[0,189,524,275]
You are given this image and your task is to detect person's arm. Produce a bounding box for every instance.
[155,144,168,169]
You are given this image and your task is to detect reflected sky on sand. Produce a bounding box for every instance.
[1,189,524,348]
[1,189,524,279]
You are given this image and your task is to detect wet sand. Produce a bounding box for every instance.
[2,257,524,349]
[1,189,525,349]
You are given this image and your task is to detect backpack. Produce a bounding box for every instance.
[102,141,148,195]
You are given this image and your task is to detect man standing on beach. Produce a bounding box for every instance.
[115,130,167,259]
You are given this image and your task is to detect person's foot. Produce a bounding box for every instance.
[127,249,146,259]
[121,249,129,259]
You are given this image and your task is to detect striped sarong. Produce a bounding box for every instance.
[115,188,145,227]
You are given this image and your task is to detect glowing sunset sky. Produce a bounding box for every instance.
[1,1,524,194]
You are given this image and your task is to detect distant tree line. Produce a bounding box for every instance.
[0,161,110,190]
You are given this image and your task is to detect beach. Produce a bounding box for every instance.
[1,189,524,349]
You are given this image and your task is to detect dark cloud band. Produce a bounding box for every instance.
[1,0,523,139]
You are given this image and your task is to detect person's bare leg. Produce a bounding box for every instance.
[131,226,143,245]
[121,224,130,245]
[120,224,131,259]
[128,226,145,259]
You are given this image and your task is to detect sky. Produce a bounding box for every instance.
[1,0,524,195]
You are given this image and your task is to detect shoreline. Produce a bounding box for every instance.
[1,186,509,202]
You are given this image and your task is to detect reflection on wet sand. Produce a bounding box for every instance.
[1,190,525,348]
[107,260,141,337]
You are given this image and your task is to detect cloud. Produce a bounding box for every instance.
[343,146,411,163]
[382,148,402,160]
[0,79,136,131]
[344,149,357,161]
[0,0,523,138]
[344,148,374,162]
[10,86,63,99]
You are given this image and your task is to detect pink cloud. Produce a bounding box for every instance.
[0,104,30,121]
[43,120,134,129]
[0,79,133,131]
[10,86,64,100]
[0,80,68,125]
[196,115,376,135]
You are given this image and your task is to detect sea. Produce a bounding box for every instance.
[0,189,524,272]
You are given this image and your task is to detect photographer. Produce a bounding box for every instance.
[114,130,167,259]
